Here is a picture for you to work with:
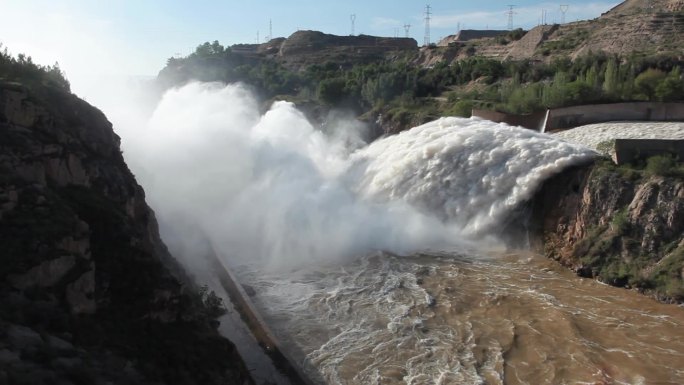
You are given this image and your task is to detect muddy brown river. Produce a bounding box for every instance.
[238,252,684,385]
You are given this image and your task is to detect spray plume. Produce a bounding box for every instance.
[113,82,595,272]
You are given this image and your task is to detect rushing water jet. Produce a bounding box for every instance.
[120,82,595,270]
[113,82,683,385]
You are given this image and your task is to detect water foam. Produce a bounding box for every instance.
[351,117,596,235]
[117,82,596,269]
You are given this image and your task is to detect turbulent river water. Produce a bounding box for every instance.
[115,83,684,385]
[238,252,684,385]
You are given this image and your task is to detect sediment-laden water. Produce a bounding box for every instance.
[238,252,684,385]
[113,82,684,385]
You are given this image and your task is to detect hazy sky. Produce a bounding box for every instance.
[0,0,618,99]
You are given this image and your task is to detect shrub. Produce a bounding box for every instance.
[644,154,683,177]
[445,99,473,117]
[610,208,630,235]
[596,140,616,157]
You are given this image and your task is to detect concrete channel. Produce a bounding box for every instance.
[207,246,318,385]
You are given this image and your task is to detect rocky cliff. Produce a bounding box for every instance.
[533,160,684,303]
[0,80,253,384]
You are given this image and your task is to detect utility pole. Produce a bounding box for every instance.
[540,9,548,25]
[404,24,411,38]
[350,14,356,36]
[506,5,516,30]
[269,19,273,41]
[256,31,259,44]
[560,5,569,24]
[424,4,432,46]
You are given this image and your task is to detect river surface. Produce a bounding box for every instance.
[237,252,684,385]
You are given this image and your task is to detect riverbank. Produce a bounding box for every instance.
[532,159,684,303]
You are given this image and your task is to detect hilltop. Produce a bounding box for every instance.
[424,0,684,64]
[154,0,684,139]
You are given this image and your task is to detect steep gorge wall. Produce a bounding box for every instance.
[532,161,684,302]
[0,81,253,384]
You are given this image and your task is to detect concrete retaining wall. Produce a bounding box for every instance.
[614,139,684,165]
[208,246,317,385]
[472,108,547,130]
[545,102,684,131]
[472,102,684,132]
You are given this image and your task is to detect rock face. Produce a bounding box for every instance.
[0,81,253,384]
[533,161,684,302]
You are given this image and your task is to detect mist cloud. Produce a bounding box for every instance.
[119,82,469,273]
[111,82,595,277]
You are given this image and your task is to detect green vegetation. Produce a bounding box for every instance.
[0,62,250,382]
[539,28,590,53]
[160,41,684,130]
[0,43,70,91]
[610,208,630,235]
[645,154,684,177]
[650,248,684,299]
[570,158,684,302]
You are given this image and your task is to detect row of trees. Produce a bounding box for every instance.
[160,41,684,123]
[496,55,684,113]
[0,44,70,92]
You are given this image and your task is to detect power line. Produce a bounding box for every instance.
[424,4,432,46]
[540,9,548,25]
[560,5,569,24]
[506,5,516,30]
[350,14,356,36]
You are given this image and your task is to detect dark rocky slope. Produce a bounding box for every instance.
[0,80,253,384]
[532,160,684,303]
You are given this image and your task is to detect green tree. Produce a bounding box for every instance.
[655,67,684,101]
[635,68,667,100]
[602,57,619,97]
[317,78,348,105]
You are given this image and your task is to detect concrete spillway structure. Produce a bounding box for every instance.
[472,102,684,132]
[207,246,317,385]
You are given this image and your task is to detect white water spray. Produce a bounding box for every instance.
[117,82,596,272]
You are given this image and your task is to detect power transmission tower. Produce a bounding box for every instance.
[256,31,259,44]
[350,14,356,36]
[560,5,569,24]
[506,5,516,30]
[424,4,432,46]
[269,19,273,41]
[404,24,411,38]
